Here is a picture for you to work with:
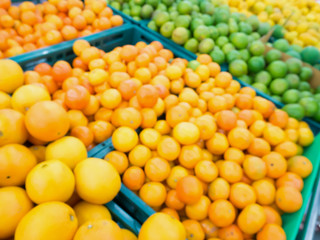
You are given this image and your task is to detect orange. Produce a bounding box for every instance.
[122,229,137,240]
[287,156,313,178]
[253,96,275,118]
[237,204,266,234]
[52,60,73,83]
[110,15,123,27]
[249,120,266,137]
[219,161,243,183]
[230,182,256,209]
[0,109,28,146]
[185,71,201,88]
[122,166,145,191]
[104,151,128,174]
[274,141,298,158]
[88,120,114,143]
[0,0,10,10]
[29,145,46,163]
[166,65,182,80]
[100,89,122,109]
[166,166,189,189]
[208,199,236,227]
[117,79,139,101]
[0,59,24,93]
[44,29,63,45]
[262,152,287,179]
[120,45,138,62]
[200,219,219,238]
[71,126,94,147]
[139,182,166,207]
[195,115,217,140]
[82,95,100,116]
[185,195,211,221]
[157,136,181,161]
[178,144,202,169]
[154,120,171,135]
[165,189,185,210]
[216,110,237,131]
[257,224,286,240]
[73,39,90,56]
[183,219,205,240]
[74,158,121,204]
[243,155,267,180]
[228,127,253,150]
[269,109,289,129]
[67,110,88,128]
[15,202,78,240]
[137,84,159,108]
[112,126,138,152]
[237,110,255,126]
[224,147,245,164]
[145,157,171,182]
[80,47,100,65]
[94,108,113,122]
[208,178,230,201]
[161,208,180,220]
[0,144,37,187]
[252,179,276,205]
[176,176,203,204]
[206,132,229,155]
[88,59,106,71]
[166,105,189,127]
[128,144,151,167]
[141,108,157,128]
[298,127,314,147]
[263,206,282,226]
[139,128,161,150]
[25,160,75,204]
[195,160,218,183]
[276,172,303,191]
[0,186,33,239]
[0,91,11,109]
[215,72,232,88]
[235,94,253,110]
[179,88,199,107]
[138,213,186,240]
[73,201,111,226]
[74,219,122,240]
[218,225,244,240]
[208,96,227,114]
[263,125,286,146]
[276,186,302,213]
[247,138,271,157]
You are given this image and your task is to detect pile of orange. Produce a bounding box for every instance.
[0,37,315,240]
[0,0,123,58]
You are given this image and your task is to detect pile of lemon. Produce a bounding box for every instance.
[228,0,320,48]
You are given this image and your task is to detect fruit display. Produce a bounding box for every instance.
[0,0,123,58]
[228,0,320,49]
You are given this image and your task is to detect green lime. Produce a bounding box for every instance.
[187,60,201,70]
[313,103,320,122]
[248,56,265,73]
[184,38,199,53]
[160,21,175,38]
[174,15,191,28]
[200,1,215,14]
[227,50,241,63]
[177,1,193,14]
[156,3,167,11]
[222,43,235,55]
[247,35,255,45]
[122,8,131,15]
[146,0,159,7]
[239,75,252,84]
[252,82,269,94]
[250,32,261,40]
[298,82,311,91]
[301,46,320,65]
[217,23,229,36]
[271,95,282,102]
[134,0,145,5]
[282,104,305,120]
[169,11,179,21]
[215,8,230,23]
[193,25,210,41]
[171,27,190,45]
[300,91,313,98]
[249,40,265,56]
[246,15,260,31]
[282,89,300,104]
[291,44,303,53]
[162,0,174,6]
[265,49,282,64]
[208,26,219,40]
[267,60,287,78]
[147,20,158,31]
[299,97,319,117]
[300,67,313,82]
[239,49,251,62]
[210,49,225,64]
[230,32,248,50]
[258,22,271,36]
[228,18,239,34]
[286,50,301,60]
[133,16,141,21]
[285,74,300,89]
[316,86,320,94]
[239,22,253,34]
[254,71,272,86]
[272,25,285,39]
[269,78,289,95]
[153,11,170,26]
[229,59,248,77]
[286,58,302,74]
[230,12,241,22]
[130,5,142,17]
[199,38,215,54]
[216,36,229,47]
[314,93,320,102]
[273,39,290,52]
[265,5,273,14]
[190,19,204,32]
[110,2,121,10]
[200,14,214,26]
[141,4,154,19]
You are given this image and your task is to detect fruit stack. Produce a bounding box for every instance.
[0,0,123,58]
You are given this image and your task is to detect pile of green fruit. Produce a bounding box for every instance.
[108,0,176,21]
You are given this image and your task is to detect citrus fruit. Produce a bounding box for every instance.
[0,59,24,93]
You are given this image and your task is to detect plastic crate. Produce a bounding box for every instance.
[139,23,320,135]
